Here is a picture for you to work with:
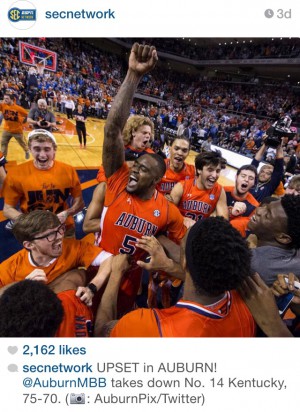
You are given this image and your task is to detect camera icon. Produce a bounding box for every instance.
[70,393,85,404]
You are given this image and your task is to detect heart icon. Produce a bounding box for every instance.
[7,346,18,354]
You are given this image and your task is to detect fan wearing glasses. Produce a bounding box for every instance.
[2,129,84,237]
[0,210,113,302]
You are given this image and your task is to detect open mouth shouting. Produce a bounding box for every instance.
[172,155,184,170]
[240,182,249,192]
[127,173,138,191]
[141,139,149,149]
[174,155,183,164]
[34,157,52,169]
[206,177,216,188]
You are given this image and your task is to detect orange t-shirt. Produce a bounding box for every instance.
[178,179,222,221]
[111,292,256,337]
[0,238,102,287]
[3,160,82,228]
[56,290,93,337]
[156,159,195,195]
[0,102,27,134]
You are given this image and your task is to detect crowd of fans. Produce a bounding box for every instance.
[1,36,300,181]
[2,38,299,159]
[1,38,300,122]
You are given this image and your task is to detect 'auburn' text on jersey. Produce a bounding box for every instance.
[115,212,158,236]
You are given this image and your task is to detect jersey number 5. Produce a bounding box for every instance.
[119,235,138,255]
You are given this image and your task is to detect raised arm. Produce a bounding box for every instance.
[103,43,158,178]
[215,187,229,219]
[251,143,267,167]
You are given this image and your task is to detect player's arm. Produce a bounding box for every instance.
[215,187,229,219]
[238,273,293,337]
[83,183,107,233]
[168,182,184,205]
[157,234,181,263]
[94,254,130,337]
[103,43,158,178]
[136,235,185,280]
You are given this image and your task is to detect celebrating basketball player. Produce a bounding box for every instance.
[77,43,186,316]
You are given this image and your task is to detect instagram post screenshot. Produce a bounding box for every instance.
[0,0,299,410]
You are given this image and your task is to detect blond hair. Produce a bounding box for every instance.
[122,115,154,146]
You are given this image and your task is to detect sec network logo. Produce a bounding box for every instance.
[8,0,37,29]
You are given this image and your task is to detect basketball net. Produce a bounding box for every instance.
[36,61,45,76]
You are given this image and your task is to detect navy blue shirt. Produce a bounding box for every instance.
[250,158,284,203]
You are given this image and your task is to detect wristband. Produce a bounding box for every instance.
[87,283,97,295]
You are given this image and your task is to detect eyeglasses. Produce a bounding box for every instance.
[32,224,66,242]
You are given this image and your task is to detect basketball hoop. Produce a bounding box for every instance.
[19,41,57,72]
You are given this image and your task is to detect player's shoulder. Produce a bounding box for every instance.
[111,308,159,337]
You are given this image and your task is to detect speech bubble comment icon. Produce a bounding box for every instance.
[7,346,18,354]
[8,364,18,372]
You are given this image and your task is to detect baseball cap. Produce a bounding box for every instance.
[27,129,56,144]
